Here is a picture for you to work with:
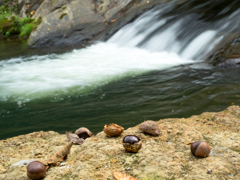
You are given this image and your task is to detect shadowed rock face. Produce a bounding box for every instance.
[208,36,240,67]
[19,0,44,17]
[1,106,240,179]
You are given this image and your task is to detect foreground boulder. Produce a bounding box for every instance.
[0,106,240,179]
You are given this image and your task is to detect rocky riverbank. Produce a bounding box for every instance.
[0,106,240,179]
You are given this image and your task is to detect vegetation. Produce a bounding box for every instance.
[60,13,67,19]
[0,5,41,38]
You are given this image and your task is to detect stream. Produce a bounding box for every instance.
[0,1,240,139]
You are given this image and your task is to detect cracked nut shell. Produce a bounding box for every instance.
[123,135,142,153]
[103,123,124,137]
[75,127,93,139]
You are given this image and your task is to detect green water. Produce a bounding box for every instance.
[0,39,239,140]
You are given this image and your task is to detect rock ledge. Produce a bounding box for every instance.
[1,106,240,179]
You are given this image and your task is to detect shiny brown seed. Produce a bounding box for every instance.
[75,127,93,139]
[191,141,211,157]
[27,161,46,180]
[139,120,160,136]
[123,135,142,153]
[103,123,124,137]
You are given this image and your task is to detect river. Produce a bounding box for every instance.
[0,1,240,139]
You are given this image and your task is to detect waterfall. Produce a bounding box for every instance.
[108,0,240,60]
[1,0,240,102]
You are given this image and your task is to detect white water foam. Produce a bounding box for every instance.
[181,31,217,59]
[0,43,193,102]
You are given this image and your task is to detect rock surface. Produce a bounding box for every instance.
[1,106,240,179]
[18,0,44,17]
[27,0,173,47]
[208,34,240,67]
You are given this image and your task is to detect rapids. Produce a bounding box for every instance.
[1,0,240,139]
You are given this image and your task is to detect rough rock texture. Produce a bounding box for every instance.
[28,0,173,47]
[208,34,240,67]
[18,0,44,17]
[1,106,240,179]
[28,0,105,47]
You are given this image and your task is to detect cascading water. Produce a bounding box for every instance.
[1,0,235,103]
[109,0,240,60]
[1,0,240,139]
[0,43,193,103]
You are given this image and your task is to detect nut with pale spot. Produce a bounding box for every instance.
[123,135,142,153]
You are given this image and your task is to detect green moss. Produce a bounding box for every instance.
[0,7,42,38]
[60,13,67,20]
[19,23,33,38]
[62,6,67,10]
[0,18,19,35]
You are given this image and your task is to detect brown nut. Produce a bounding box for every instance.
[75,127,93,139]
[27,161,46,180]
[139,120,160,136]
[191,141,211,157]
[123,135,142,153]
[103,123,124,137]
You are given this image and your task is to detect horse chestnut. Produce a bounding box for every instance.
[27,161,46,180]
[191,141,211,157]
[123,135,142,153]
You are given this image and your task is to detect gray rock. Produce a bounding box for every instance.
[18,0,45,17]
[28,0,105,47]
[28,0,173,47]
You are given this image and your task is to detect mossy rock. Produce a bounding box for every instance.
[60,13,67,20]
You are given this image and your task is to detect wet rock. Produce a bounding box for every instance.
[208,35,240,66]
[28,0,173,47]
